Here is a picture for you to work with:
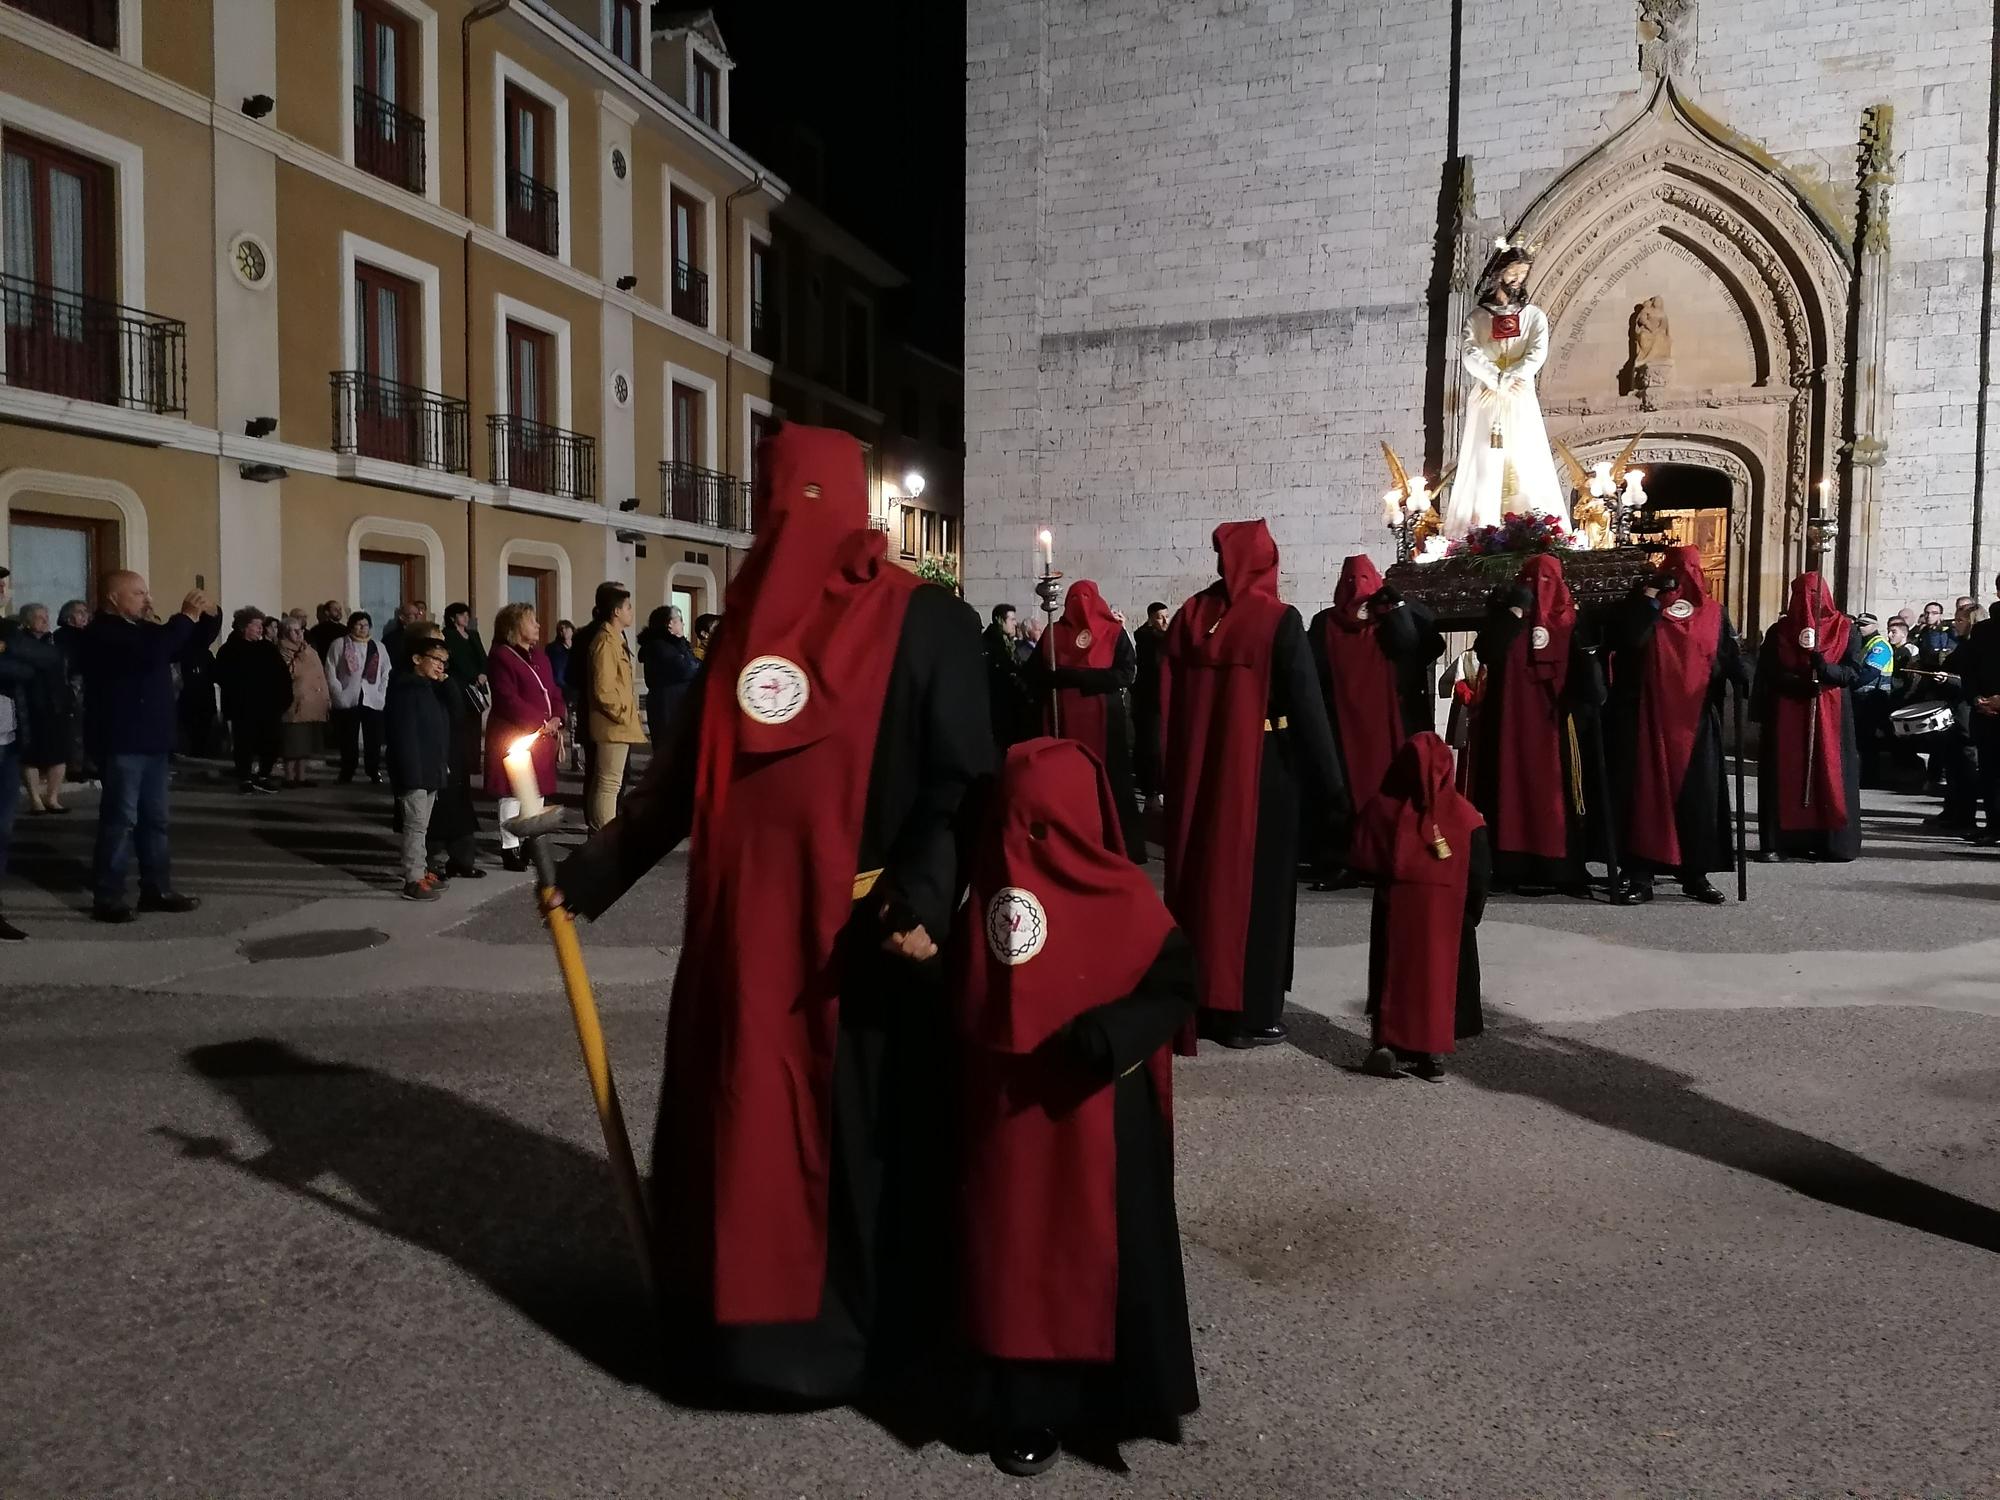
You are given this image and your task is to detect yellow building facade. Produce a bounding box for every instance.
[0,0,785,633]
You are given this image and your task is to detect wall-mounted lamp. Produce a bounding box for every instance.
[615,275,639,292]
[241,94,275,119]
[244,416,277,438]
[618,497,641,512]
[238,461,288,483]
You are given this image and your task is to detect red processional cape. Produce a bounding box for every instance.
[1321,554,1406,804]
[1350,733,1484,1055]
[663,422,920,1324]
[1626,545,1722,868]
[956,738,1178,1362]
[1489,554,1576,860]
[1043,578,1122,763]
[1163,520,1288,1016]
[1773,571,1852,831]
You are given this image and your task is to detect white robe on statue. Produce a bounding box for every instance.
[1445,304,1569,536]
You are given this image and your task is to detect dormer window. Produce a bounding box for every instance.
[692,57,720,128]
[610,0,641,68]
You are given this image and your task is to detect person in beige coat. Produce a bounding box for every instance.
[584,582,645,830]
[276,616,332,787]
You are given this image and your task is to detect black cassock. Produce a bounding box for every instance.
[1029,629,1147,862]
[1753,621,1864,862]
[1602,594,1747,879]
[558,585,995,1402]
[1237,609,1349,1031]
[1131,624,1168,799]
[1467,607,1608,891]
[983,929,1201,1440]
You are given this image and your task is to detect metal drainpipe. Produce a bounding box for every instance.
[462,0,511,624]
[722,172,769,528]
[1974,2,2000,600]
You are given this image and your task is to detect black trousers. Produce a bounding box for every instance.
[1974,718,2000,833]
[336,706,384,778]
[231,717,277,782]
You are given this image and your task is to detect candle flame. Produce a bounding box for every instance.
[1037,529,1052,545]
[507,733,539,758]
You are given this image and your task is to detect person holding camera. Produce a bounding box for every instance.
[1602,546,1747,903]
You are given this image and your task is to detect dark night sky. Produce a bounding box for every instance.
[685,1,966,364]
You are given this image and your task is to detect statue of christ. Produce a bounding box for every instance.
[1442,243,1570,537]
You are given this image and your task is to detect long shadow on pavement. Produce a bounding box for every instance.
[159,1038,655,1383]
[1286,1010,2000,1257]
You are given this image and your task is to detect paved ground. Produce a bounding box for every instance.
[3,759,1999,1498]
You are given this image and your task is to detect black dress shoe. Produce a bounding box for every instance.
[1682,878,1726,905]
[501,847,529,873]
[138,890,201,914]
[446,861,488,880]
[92,903,136,925]
[1611,881,1654,906]
[0,914,25,942]
[991,1430,1061,1478]
[1409,1054,1445,1082]
[1753,850,1785,864]
[1219,1023,1289,1050]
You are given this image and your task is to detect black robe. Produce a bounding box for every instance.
[1131,624,1168,799]
[1305,598,1445,869]
[1232,608,1349,1032]
[1364,826,1489,1052]
[1603,595,1747,879]
[1029,629,1147,862]
[1467,609,1608,891]
[983,929,1200,1440]
[983,621,1036,749]
[1753,621,1864,862]
[558,585,996,1403]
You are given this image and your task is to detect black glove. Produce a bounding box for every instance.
[1648,572,1678,593]
[1065,1016,1114,1079]
[1373,584,1403,610]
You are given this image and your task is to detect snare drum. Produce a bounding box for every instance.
[1890,702,1954,738]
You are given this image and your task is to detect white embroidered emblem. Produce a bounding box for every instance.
[1074,629,1093,651]
[1531,625,1551,650]
[736,655,809,725]
[984,887,1048,966]
[1355,602,1370,621]
[1665,598,1695,621]
[1798,627,1818,651]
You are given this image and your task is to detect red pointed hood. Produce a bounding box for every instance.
[1329,554,1385,633]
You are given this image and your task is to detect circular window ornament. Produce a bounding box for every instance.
[1530,625,1551,650]
[984,887,1049,966]
[610,147,628,181]
[229,233,272,291]
[736,655,808,725]
[1665,598,1695,621]
[611,370,632,409]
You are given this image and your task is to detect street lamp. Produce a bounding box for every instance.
[903,470,926,499]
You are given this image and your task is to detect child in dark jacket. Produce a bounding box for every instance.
[386,636,463,900]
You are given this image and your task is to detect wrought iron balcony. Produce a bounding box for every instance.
[0,273,186,415]
[489,413,594,500]
[353,87,426,195]
[5,0,119,47]
[330,371,469,473]
[660,460,751,532]
[505,171,560,257]
[671,259,709,327]
[749,297,778,358]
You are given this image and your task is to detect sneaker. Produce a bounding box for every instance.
[92,903,136,925]
[253,777,280,794]
[400,880,442,902]
[1410,1054,1446,1082]
[0,914,25,942]
[137,890,201,914]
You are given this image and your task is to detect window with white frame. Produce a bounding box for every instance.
[493,54,569,262]
[343,0,438,203]
[4,0,141,59]
[665,170,716,333]
[606,0,644,69]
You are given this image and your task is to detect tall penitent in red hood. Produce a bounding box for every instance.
[1626,544,1723,867]
[956,738,1178,1361]
[1488,553,1576,860]
[1163,520,1287,1015]
[1321,553,1405,803]
[1772,571,1852,830]
[1043,578,1123,752]
[664,422,920,1324]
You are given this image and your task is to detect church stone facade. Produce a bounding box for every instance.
[964,0,2000,636]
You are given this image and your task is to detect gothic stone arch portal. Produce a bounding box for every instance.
[1495,81,1855,641]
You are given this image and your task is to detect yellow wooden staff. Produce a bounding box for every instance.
[503,736,655,1306]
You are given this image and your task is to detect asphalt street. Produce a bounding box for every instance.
[2,762,1998,1498]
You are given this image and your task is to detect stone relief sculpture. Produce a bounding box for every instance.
[1639,0,1695,79]
[1626,296,1674,405]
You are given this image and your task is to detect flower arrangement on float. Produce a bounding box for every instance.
[1447,511,1576,558]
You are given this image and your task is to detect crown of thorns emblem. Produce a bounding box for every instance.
[985,887,1048,965]
[736,656,809,724]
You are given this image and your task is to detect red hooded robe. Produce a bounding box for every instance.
[1772,571,1852,832]
[1043,578,1123,763]
[1320,554,1406,804]
[1487,554,1578,861]
[956,738,1178,1362]
[1625,545,1723,868]
[1163,520,1288,1016]
[660,423,921,1325]
[1350,733,1485,1055]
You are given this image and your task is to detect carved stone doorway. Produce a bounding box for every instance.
[1641,461,1730,602]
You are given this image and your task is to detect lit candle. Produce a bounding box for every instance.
[1407,477,1431,515]
[1038,529,1053,571]
[1622,468,1647,507]
[1383,490,1402,529]
[1819,477,1832,510]
[504,732,544,819]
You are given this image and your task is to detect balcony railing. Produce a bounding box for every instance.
[5,0,118,47]
[1,273,185,414]
[505,171,560,257]
[330,371,469,473]
[749,298,778,359]
[353,87,426,195]
[490,414,594,500]
[660,460,751,533]
[671,259,709,327]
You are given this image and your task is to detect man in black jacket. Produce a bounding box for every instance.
[1950,580,2000,845]
[386,635,458,900]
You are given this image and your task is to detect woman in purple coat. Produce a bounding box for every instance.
[484,601,567,871]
